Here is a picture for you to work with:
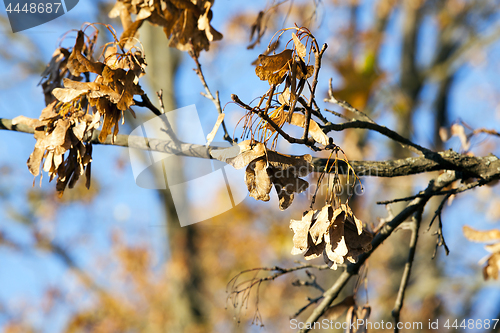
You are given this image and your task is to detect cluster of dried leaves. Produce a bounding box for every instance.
[463,225,500,280]
[109,0,222,57]
[211,140,313,210]
[13,107,100,197]
[20,27,147,196]
[290,204,373,269]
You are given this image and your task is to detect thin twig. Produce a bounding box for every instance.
[377,178,492,205]
[322,118,430,155]
[189,51,233,144]
[325,108,352,121]
[325,78,374,123]
[134,92,179,144]
[226,263,329,325]
[428,193,452,258]
[392,208,422,331]
[292,295,323,319]
[292,270,325,293]
[133,94,162,116]
[302,43,327,141]
[156,90,166,114]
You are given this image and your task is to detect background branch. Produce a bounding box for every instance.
[299,171,458,333]
[392,208,422,331]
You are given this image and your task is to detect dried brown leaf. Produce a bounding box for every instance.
[52,88,88,103]
[304,237,325,260]
[119,19,145,48]
[245,157,272,201]
[451,123,470,151]
[292,33,307,62]
[272,174,308,210]
[12,116,45,129]
[290,210,315,255]
[309,205,333,245]
[266,151,313,177]
[325,210,348,266]
[255,49,293,71]
[211,140,266,169]
[27,147,45,176]
[290,113,330,146]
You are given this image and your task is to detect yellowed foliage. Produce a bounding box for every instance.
[463,225,500,280]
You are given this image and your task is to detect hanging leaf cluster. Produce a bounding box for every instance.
[13,104,100,197]
[237,28,329,149]
[21,26,147,196]
[290,204,373,269]
[109,0,223,57]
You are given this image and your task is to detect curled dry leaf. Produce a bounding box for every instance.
[290,204,373,269]
[451,123,470,151]
[290,113,331,146]
[292,32,307,62]
[109,0,222,57]
[278,87,291,106]
[39,47,71,105]
[463,225,500,280]
[255,49,293,85]
[210,140,266,169]
[463,225,500,242]
[19,101,100,197]
[484,252,500,280]
[254,47,314,86]
[245,157,272,201]
[210,140,313,210]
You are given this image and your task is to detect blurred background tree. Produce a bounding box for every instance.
[1,0,500,332]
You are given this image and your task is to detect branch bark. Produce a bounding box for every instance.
[3,117,500,180]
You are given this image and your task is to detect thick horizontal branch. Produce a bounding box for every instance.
[2,117,500,180]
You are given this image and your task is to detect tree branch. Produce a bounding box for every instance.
[189,51,233,144]
[299,171,458,333]
[3,117,500,180]
[392,208,422,331]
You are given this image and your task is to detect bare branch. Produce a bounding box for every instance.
[226,263,329,325]
[189,52,233,144]
[392,208,422,331]
[302,43,327,141]
[322,118,430,155]
[377,177,493,205]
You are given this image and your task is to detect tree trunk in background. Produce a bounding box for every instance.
[140,24,209,332]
